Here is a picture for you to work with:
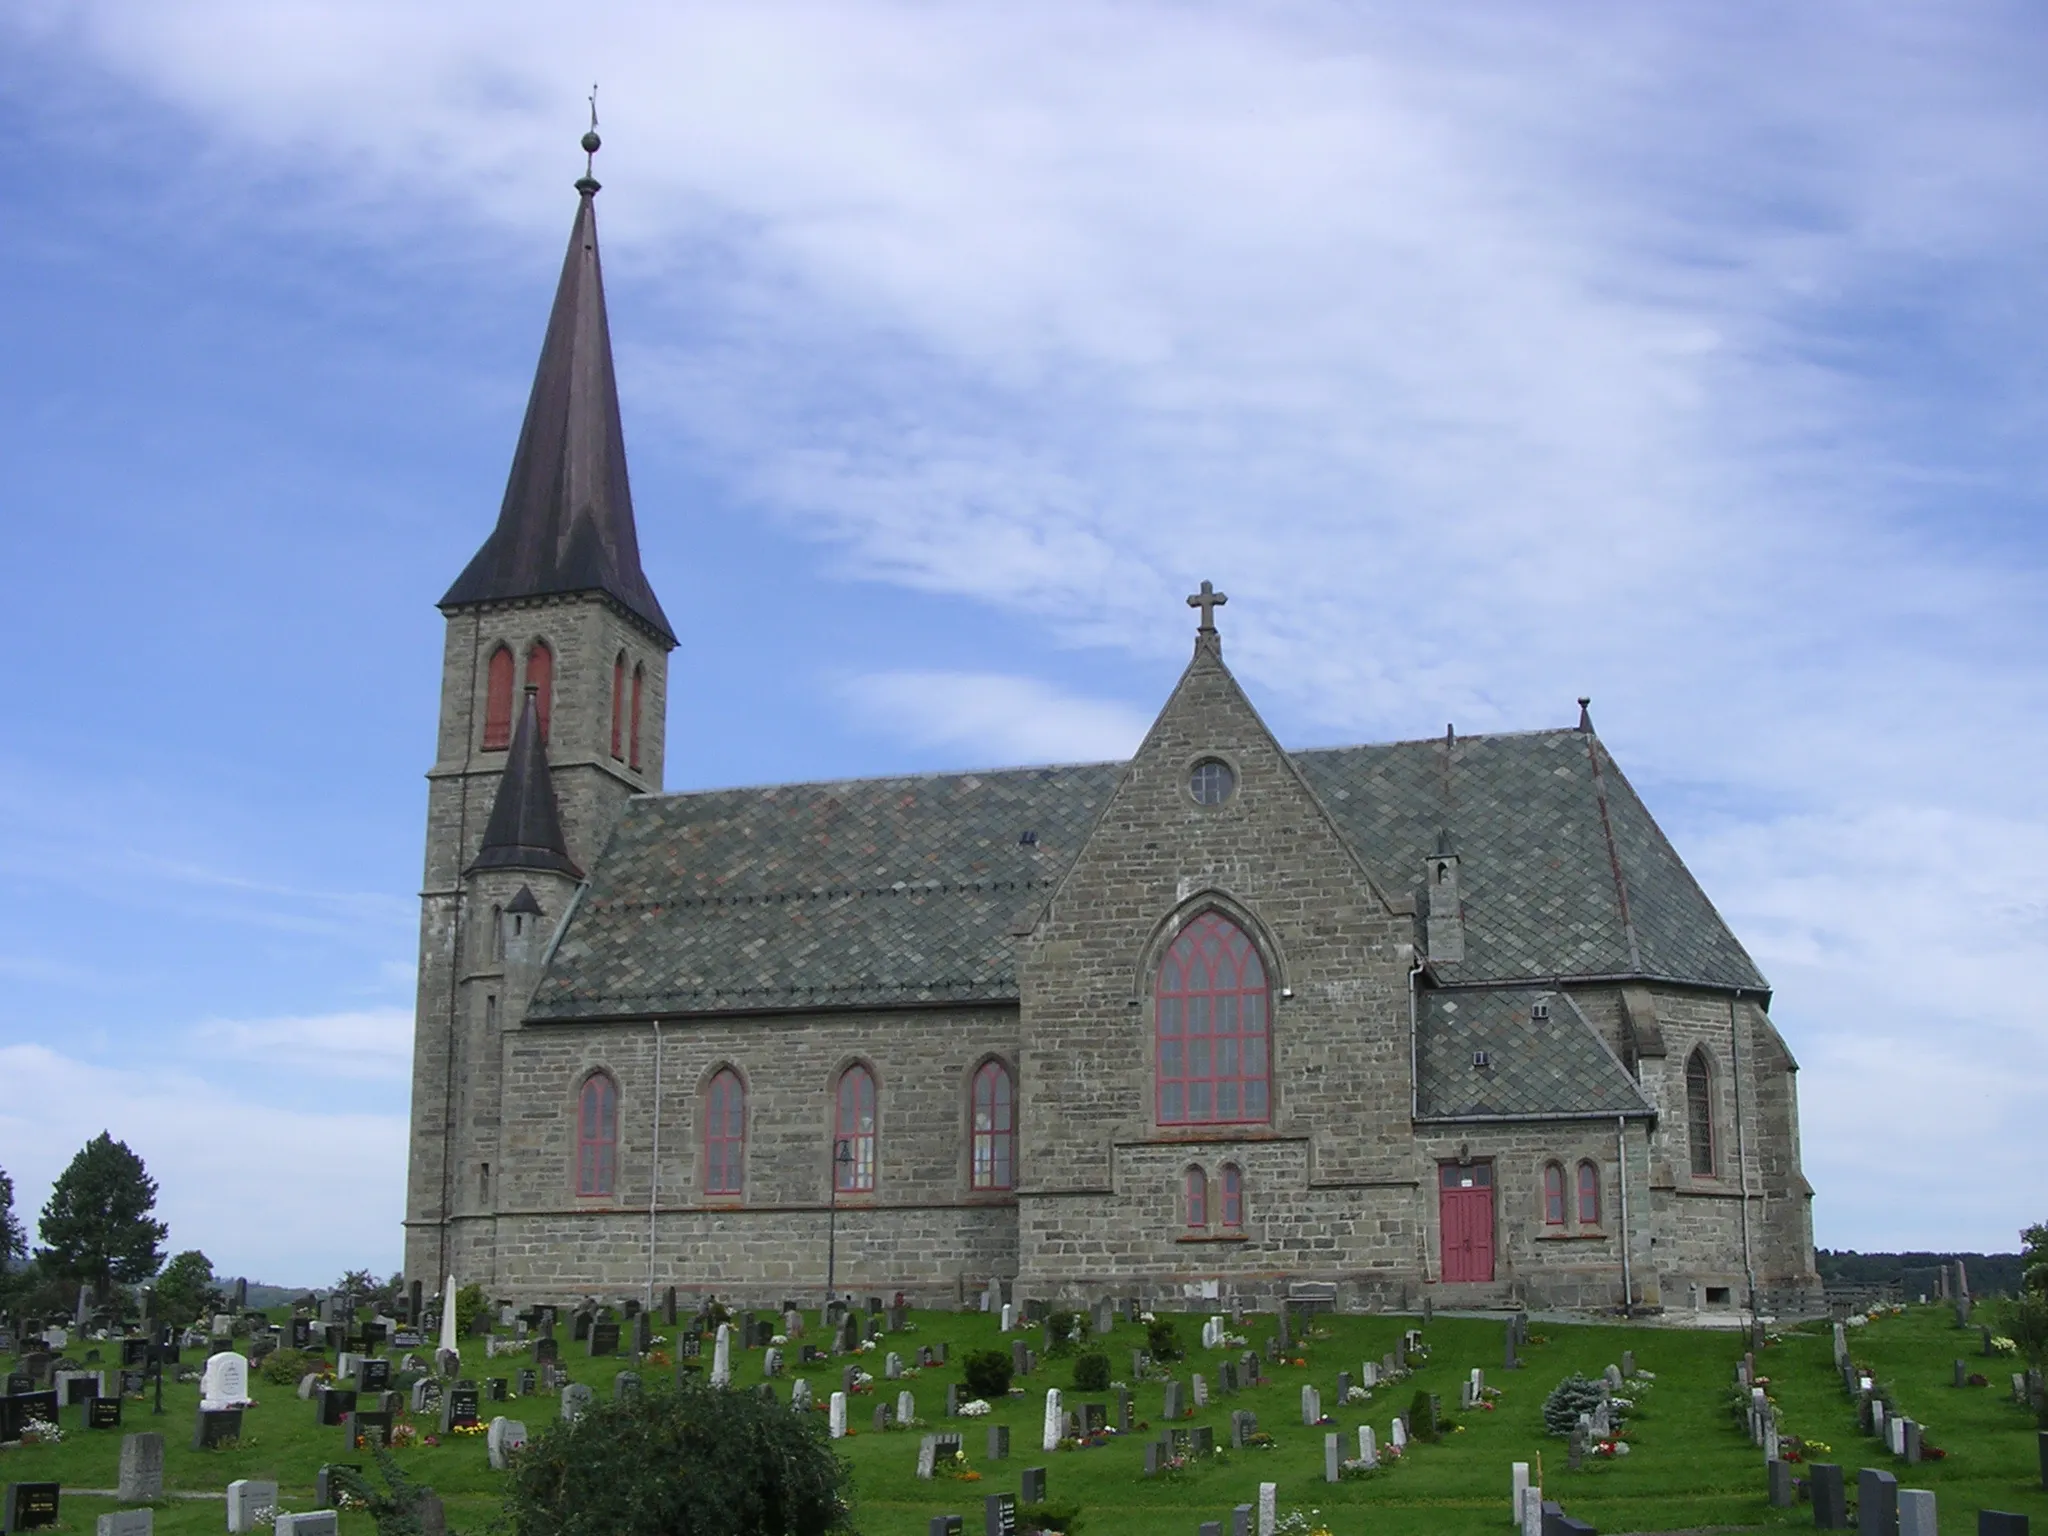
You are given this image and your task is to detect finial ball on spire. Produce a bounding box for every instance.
[582,130,601,154]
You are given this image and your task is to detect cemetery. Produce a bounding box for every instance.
[2,1290,2044,1534]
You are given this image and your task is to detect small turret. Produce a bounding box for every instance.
[1425,827,1465,964]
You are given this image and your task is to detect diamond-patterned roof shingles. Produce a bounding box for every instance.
[1416,989,1653,1120]
[530,727,1765,1020]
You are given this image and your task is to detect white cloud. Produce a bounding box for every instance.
[839,671,1148,765]
[0,1043,405,1286]
[193,1007,414,1082]
[9,0,2048,1249]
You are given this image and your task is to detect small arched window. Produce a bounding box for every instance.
[576,1072,618,1197]
[611,652,626,759]
[525,640,553,741]
[835,1065,877,1192]
[478,1162,491,1205]
[705,1069,745,1196]
[489,904,504,962]
[1686,1048,1716,1176]
[1577,1160,1601,1225]
[1184,1166,1208,1230]
[1542,1162,1566,1226]
[483,645,515,750]
[970,1060,1015,1191]
[629,662,645,771]
[1219,1163,1244,1231]
[1156,911,1270,1125]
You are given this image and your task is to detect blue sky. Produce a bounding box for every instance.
[1,2,2044,1285]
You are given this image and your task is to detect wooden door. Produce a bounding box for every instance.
[1438,1162,1495,1283]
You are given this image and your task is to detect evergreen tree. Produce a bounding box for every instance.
[0,1164,26,1267]
[38,1132,169,1294]
[152,1250,219,1326]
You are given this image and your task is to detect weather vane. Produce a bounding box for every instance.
[577,84,601,194]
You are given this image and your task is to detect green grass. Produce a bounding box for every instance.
[4,1302,2043,1534]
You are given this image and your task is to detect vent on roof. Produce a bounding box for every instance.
[1472,1050,1490,1069]
[1019,830,1038,846]
[1531,1002,1550,1021]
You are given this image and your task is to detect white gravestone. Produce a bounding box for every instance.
[828,1391,847,1439]
[275,1515,339,1536]
[1300,1385,1320,1425]
[1361,1361,1377,1387]
[1357,1425,1377,1467]
[226,1479,277,1534]
[96,1512,153,1536]
[1521,1485,1544,1536]
[999,1304,1015,1332]
[201,1352,252,1411]
[1041,1388,1063,1452]
[487,1417,528,1470]
[1512,1461,1530,1517]
[897,1390,915,1424]
[1390,1417,1407,1449]
[710,1324,733,1388]
[1896,1489,1937,1536]
[1257,1482,1277,1536]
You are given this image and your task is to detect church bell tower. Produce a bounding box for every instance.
[403,123,676,1292]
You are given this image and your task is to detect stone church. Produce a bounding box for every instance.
[404,153,1822,1318]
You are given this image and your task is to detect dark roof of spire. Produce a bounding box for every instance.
[469,692,583,879]
[441,186,674,644]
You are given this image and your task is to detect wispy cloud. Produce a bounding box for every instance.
[192,1007,413,1082]
[840,671,1148,765]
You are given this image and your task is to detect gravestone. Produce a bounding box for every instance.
[87,1396,123,1429]
[1114,1386,1132,1432]
[1358,1425,1377,1467]
[1858,1468,1897,1534]
[1300,1385,1321,1426]
[409,1380,439,1414]
[588,1321,620,1357]
[1809,1464,1848,1529]
[1258,1482,1278,1536]
[829,1391,847,1439]
[3,1484,60,1534]
[1976,1514,2029,1536]
[898,1389,916,1424]
[117,1433,164,1501]
[928,1521,963,1536]
[885,1352,902,1379]
[314,1466,360,1509]
[193,1407,242,1449]
[1896,1489,1936,1536]
[354,1358,390,1392]
[1192,1424,1214,1456]
[1020,1468,1046,1503]
[534,1338,558,1366]
[1324,1432,1341,1483]
[227,1480,278,1534]
[516,1368,536,1395]
[613,1372,641,1401]
[199,1352,251,1409]
[487,1417,528,1470]
[440,1385,481,1433]
[348,1409,394,1449]
[317,1387,358,1426]
[94,1512,151,1536]
[1012,1340,1029,1377]
[984,1492,1017,1536]
[1193,1373,1209,1408]
[1767,1457,1794,1507]
[916,1435,941,1479]
[560,1383,594,1423]
[274,1515,340,1536]
[792,1380,813,1411]
[987,1424,1009,1459]
[1163,1379,1183,1421]
[873,1402,892,1434]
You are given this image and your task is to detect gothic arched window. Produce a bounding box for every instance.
[1686,1048,1717,1177]
[1219,1163,1244,1231]
[576,1072,618,1197]
[704,1069,745,1196]
[1184,1165,1208,1230]
[970,1060,1015,1191]
[629,662,645,771]
[611,652,626,760]
[1542,1162,1566,1226]
[525,640,553,741]
[483,645,515,750]
[1577,1160,1601,1225]
[834,1064,877,1192]
[1156,911,1270,1125]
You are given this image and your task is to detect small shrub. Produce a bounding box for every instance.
[259,1347,319,1386]
[1016,1500,1083,1533]
[454,1282,489,1337]
[1145,1318,1183,1362]
[1542,1373,1606,1437]
[963,1349,1015,1399]
[1071,1351,1110,1391]
[1406,1388,1441,1444]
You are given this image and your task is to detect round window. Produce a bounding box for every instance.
[1189,758,1236,806]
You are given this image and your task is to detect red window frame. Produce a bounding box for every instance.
[525,640,553,742]
[611,653,626,759]
[1219,1163,1243,1230]
[835,1065,876,1192]
[1542,1162,1565,1226]
[1155,911,1270,1125]
[1577,1160,1600,1225]
[1184,1165,1208,1230]
[629,663,644,770]
[970,1060,1015,1191]
[483,645,515,750]
[704,1069,745,1196]
[1686,1049,1716,1176]
[576,1073,618,1197]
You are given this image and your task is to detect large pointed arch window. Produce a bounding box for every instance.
[704,1069,745,1196]
[834,1065,877,1192]
[525,640,553,742]
[1686,1048,1717,1177]
[611,652,627,760]
[576,1072,618,1197]
[629,662,645,771]
[483,645,515,750]
[1156,911,1270,1125]
[970,1060,1015,1190]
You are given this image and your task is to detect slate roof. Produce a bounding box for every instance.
[441,185,674,644]
[526,725,1766,1022]
[1415,988,1653,1121]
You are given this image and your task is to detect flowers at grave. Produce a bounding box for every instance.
[1273,1509,1333,1536]
[771,1334,789,1346]
[1337,1456,1384,1480]
[1846,1314,1868,1327]
[933,1451,980,1481]
[387,1423,420,1449]
[1991,1335,2018,1355]
[18,1417,63,1444]
[1591,1438,1629,1458]
[450,1421,488,1436]
[1139,1311,1156,1323]
[957,1398,992,1416]
[850,1369,875,1392]
[1344,1386,1370,1404]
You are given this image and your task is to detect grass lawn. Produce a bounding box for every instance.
[4,1302,2043,1534]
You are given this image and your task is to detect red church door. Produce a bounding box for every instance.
[1438,1162,1495,1283]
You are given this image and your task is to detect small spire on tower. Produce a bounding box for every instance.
[576,84,601,196]
[1577,696,1594,733]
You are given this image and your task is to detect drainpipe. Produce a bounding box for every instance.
[647,1019,663,1310]
[1615,1115,1633,1316]
[1730,993,1758,1317]
[1406,946,1424,1122]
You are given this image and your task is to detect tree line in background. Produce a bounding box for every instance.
[1815,1247,2026,1296]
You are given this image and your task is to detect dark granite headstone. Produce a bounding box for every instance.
[1768,1457,1794,1507]
[1809,1464,1848,1529]
[440,1386,480,1433]
[1975,1514,2030,1536]
[987,1424,1009,1459]
[316,1387,358,1426]
[588,1322,620,1358]
[348,1409,394,1449]
[193,1407,242,1449]
[1019,1467,1046,1503]
[86,1395,122,1429]
[1,1482,60,1533]
[354,1358,390,1392]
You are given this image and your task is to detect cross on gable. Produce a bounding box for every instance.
[1186,580,1227,632]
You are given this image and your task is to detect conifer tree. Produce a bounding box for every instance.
[0,1164,26,1267]
[38,1132,169,1294]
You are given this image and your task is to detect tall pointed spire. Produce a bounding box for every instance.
[440,117,674,643]
[468,691,583,878]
